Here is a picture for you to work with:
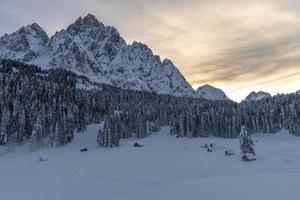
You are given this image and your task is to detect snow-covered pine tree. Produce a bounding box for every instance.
[97,115,119,148]
[29,114,43,151]
[0,107,10,145]
[239,125,255,155]
[178,113,185,138]
[0,59,300,149]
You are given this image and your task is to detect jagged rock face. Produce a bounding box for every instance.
[296,90,300,96]
[0,23,49,62]
[195,84,229,100]
[0,14,194,96]
[245,91,271,101]
[47,14,127,75]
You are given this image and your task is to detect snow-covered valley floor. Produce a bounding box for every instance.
[1,125,300,200]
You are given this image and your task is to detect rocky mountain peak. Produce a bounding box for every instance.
[245,91,271,101]
[26,23,49,43]
[196,84,229,100]
[0,23,48,61]
[82,14,99,24]
[67,15,104,35]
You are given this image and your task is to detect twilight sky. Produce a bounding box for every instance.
[1,0,300,101]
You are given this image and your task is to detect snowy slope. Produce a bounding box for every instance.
[0,14,194,97]
[195,84,229,100]
[245,91,271,101]
[0,23,48,62]
[1,126,300,200]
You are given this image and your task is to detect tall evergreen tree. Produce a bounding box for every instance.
[239,126,255,155]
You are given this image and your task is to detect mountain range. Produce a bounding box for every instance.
[0,14,233,101]
[1,14,297,101]
[0,14,196,97]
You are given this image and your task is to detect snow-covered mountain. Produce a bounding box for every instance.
[245,91,271,101]
[0,14,194,96]
[195,84,229,100]
[0,23,49,62]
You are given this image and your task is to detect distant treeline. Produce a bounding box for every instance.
[0,60,299,149]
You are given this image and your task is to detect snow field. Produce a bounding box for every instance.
[0,126,300,200]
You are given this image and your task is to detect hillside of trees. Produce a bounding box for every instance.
[0,60,299,149]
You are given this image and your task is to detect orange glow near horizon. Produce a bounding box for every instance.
[120,0,300,101]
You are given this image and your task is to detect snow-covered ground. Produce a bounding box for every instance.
[1,125,300,200]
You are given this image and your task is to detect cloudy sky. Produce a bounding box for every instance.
[1,0,300,101]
